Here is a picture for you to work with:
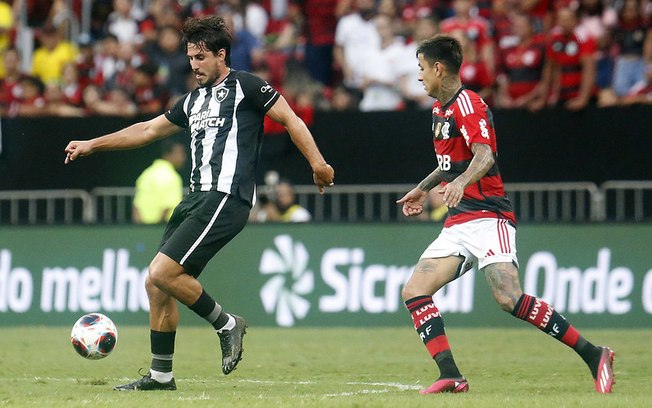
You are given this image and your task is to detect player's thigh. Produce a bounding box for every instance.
[403,256,465,299]
[460,219,518,270]
[160,192,249,277]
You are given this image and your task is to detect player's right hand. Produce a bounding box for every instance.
[396,188,426,217]
[64,140,93,164]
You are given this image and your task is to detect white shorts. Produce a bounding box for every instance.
[420,218,519,272]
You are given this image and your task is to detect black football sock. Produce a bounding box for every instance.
[189,289,231,330]
[405,295,463,379]
[150,330,175,382]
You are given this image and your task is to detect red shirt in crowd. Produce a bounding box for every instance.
[546,27,596,101]
[440,16,492,54]
[499,37,546,99]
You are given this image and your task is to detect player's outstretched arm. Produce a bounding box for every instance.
[397,168,443,217]
[266,96,334,193]
[64,115,182,164]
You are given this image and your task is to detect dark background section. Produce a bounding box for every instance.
[1,106,650,190]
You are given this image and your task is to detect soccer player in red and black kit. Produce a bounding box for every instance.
[397,35,615,395]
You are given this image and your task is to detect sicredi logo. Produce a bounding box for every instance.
[258,235,474,326]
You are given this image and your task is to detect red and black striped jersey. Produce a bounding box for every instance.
[498,37,546,99]
[431,87,515,227]
[546,27,596,101]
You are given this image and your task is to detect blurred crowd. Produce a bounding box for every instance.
[1,0,652,120]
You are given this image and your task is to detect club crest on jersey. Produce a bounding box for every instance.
[434,121,451,140]
[215,87,230,103]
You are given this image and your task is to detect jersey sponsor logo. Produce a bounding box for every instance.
[215,87,230,103]
[460,125,470,145]
[479,118,490,139]
[260,84,274,93]
[433,106,440,114]
[436,154,451,171]
[189,110,226,133]
[445,109,454,117]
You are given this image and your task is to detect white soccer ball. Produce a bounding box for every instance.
[70,313,118,360]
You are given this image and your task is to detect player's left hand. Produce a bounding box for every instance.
[313,163,335,194]
[441,180,465,208]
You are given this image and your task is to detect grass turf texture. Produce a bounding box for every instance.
[0,327,649,407]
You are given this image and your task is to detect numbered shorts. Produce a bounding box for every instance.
[158,191,250,277]
[420,218,519,273]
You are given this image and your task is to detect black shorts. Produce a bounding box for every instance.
[158,191,249,277]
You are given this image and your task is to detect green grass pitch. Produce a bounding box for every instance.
[1,326,650,407]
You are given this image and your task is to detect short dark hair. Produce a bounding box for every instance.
[181,16,232,66]
[416,35,463,74]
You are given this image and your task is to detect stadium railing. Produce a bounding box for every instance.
[0,189,93,225]
[1,181,649,225]
[600,180,652,222]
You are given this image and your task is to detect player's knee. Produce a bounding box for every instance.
[147,259,168,289]
[401,285,418,302]
[493,291,517,312]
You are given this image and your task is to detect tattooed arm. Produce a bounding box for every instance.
[396,167,444,217]
[441,143,494,208]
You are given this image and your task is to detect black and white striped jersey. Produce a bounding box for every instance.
[165,69,280,206]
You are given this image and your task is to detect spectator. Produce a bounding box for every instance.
[275,180,311,222]
[414,185,449,222]
[302,0,338,86]
[9,75,47,117]
[60,63,84,107]
[31,24,79,85]
[106,0,145,44]
[520,0,554,34]
[440,0,495,76]
[74,37,97,87]
[400,16,438,109]
[225,0,269,42]
[490,0,517,48]
[334,0,381,93]
[131,62,169,115]
[110,41,146,90]
[93,34,120,87]
[263,180,312,222]
[330,84,359,111]
[43,82,84,116]
[495,13,546,109]
[359,14,407,111]
[0,0,14,78]
[452,28,494,102]
[621,63,652,105]
[532,6,597,111]
[145,25,192,97]
[426,186,448,222]
[132,139,187,224]
[82,83,138,116]
[611,0,652,97]
[0,48,25,112]
[224,12,264,72]
[261,2,303,88]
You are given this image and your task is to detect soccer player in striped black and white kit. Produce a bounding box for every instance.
[64,16,334,391]
[397,35,615,395]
